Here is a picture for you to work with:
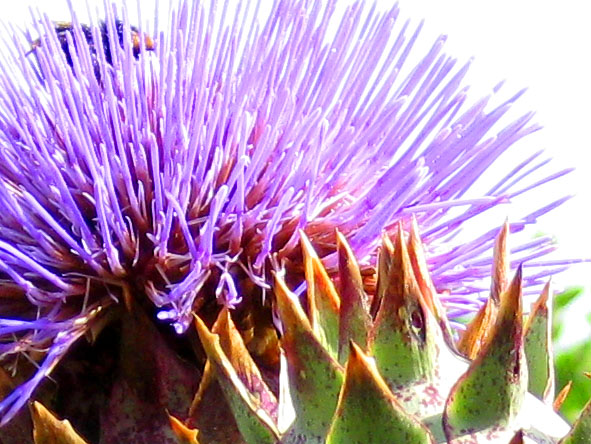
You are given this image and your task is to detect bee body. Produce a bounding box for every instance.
[29,19,154,78]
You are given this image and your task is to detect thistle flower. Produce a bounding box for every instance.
[0,0,576,431]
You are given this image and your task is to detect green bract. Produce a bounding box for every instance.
[181,222,591,443]
[29,221,589,444]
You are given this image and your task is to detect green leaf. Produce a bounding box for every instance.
[554,287,584,312]
[559,397,591,444]
[555,341,591,422]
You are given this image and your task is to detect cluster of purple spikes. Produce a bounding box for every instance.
[0,0,574,425]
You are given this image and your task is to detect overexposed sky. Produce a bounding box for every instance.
[395,0,591,251]
[400,4,590,262]
[395,1,591,345]
[393,0,591,342]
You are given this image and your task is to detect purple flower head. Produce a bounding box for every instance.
[0,0,574,424]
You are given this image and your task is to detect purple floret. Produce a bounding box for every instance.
[0,0,576,424]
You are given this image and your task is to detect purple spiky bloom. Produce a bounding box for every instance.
[0,0,575,425]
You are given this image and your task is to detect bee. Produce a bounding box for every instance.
[28,20,155,78]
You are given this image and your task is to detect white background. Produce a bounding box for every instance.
[2,0,590,342]
[394,0,591,345]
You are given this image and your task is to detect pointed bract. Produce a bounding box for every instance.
[524,282,555,403]
[370,223,438,387]
[554,382,573,412]
[193,316,279,444]
[408,216,456,351]
[336,231,371,363]
[211,310,278,421]
[509,429,525,444]
[168,415,201,444]
[443,266,527,440]
[31,402,88,444]
[457,298,498,359]
[457,222,509,359]
[273,274,344,443]
[326,342,434,444]
[491,221,511,304]
[371,234,395,318]
[301,231,341,359]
